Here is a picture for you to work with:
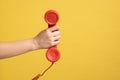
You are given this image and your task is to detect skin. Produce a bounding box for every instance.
[0,25,61,59]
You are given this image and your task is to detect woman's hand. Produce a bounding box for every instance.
[33,25,61,50]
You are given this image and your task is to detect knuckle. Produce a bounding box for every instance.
[57,41,60,45]
[47,32,52,38]
[47,33,51,37]
[49,38,53,41]
[56,36,61,40]
[46,30,49,34]
[49,42,54,46]
[59,35,61,39]
[46,29,50,34]
[56,26,60,29]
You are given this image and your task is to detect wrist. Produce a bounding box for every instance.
[31,37,41,50]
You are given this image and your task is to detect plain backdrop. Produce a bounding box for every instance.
[0,0,120,80]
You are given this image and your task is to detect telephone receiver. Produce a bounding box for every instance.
[45,10,60,62]
[32,10,60,80]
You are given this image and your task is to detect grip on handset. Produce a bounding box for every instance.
[32,10,60,80]
[44,10,60,62]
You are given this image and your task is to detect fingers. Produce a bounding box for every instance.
[51,27,60,41]
[47,25,60,40]
[52,40,60,46]
[53,35,61,41]
[49,25,60,32]
[52,31,60,37]
[46,25,61,47]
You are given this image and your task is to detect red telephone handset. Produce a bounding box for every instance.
[32,10,60,80]
[45,10,60,62]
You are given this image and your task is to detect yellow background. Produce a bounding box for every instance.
[0,0,120,80]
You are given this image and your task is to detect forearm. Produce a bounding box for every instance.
[0,38,36,59]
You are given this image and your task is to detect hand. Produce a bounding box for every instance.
[33,25,61,50]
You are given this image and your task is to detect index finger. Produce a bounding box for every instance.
[49,25,60,32]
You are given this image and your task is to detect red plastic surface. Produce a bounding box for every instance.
[46,46,60,62]
[44,10,59,26]
[44,10,60,62]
